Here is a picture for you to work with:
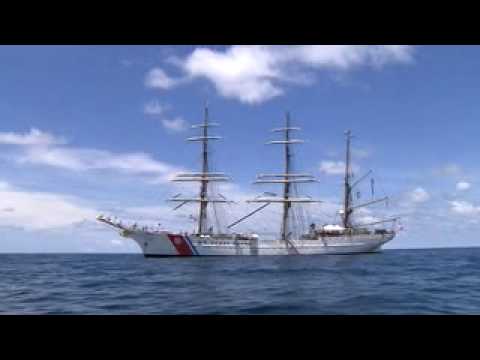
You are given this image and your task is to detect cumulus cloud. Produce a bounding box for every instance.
[181,46,284,104]
[352,147,371,159]
[18,146,182,182]
[434,163,462,177]
[144,100,189,133]
[319,160,359,175]
[0,128,65,146]
[143,100,167,116]
[449,200,480,216]
[161,117,189,133]
[407,187,430,204]
[319,161,346,175]
[145,68,178,90]
[0,181,97,230]
[0,129,184,183]
[151,45,414,104]
[456,181,471,191]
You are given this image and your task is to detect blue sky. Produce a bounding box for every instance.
[1,45,480,252]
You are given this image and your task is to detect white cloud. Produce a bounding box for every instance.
[352,147,371,159]
[120,59,134,67]
[181,46,283,104]
[292,45,413,68]
[449,200,480,216]
[0,181,97,230]
[0,128,65,146]
[0,129,184,183]
[17,146,182,182]
[153,45,414,104]
[143,100,167,116]
[456,181,471,191]
[435,163,462,176]
[161,117,189,133]
[145,68,178,90]
[144,101,189,133]
[319,161,346,175]
[407,187,430,204]
[319,160,359,175]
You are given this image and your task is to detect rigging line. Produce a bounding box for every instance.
[212,201,221,234]
[292,150,306,236]
[294,184,306,234]
[373,172,389,200]
[285,232,300,255]
[291,163,300,237]
[351,170,373,189]
[290,206,297,238]
[214,181,226,233]
[173,200,190,211]
[227,202,271,229]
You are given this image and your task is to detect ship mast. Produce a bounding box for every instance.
[341,130,389,229]
[168,105,232,235]
[246,112,320,243]
[198,106,209,234]
[281,113,293,241]
[343,130,353,228]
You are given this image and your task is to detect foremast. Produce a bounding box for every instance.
[248,112,320,243]
[168,105,232,235]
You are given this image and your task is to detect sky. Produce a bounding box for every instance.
[0,45,479,252]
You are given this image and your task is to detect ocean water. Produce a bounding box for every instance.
[1,248,480,315]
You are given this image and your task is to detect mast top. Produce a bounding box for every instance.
[249,112,320,244]
[191,104,219,128]
[345,129,354,140]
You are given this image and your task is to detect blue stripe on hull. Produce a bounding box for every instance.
[184,235,199,255]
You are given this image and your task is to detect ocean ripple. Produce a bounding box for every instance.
[1,248,480,314]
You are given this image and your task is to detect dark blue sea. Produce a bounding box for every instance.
[1,248,479,314]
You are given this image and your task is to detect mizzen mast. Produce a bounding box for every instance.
[341,130,389,229]
[168,105,231,235]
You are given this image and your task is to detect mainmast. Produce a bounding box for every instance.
[168,105,232,235]
[343,130,353,228]
[281,113,293,241]
[248,112,320,242]
[198,106,209,234]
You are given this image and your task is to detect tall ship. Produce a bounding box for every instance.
[97,107,397,256]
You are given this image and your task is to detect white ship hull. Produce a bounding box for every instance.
[119,229,394,257]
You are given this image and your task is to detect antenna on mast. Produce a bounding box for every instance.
[204,98,209,112]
